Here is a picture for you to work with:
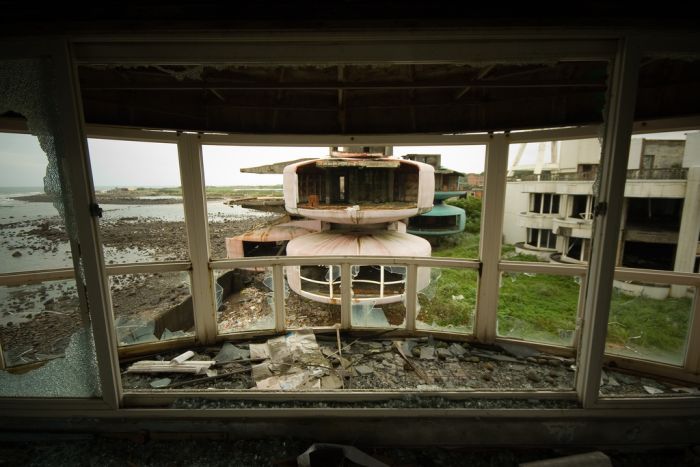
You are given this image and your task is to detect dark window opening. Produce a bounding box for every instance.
[408,215,459,231]
[531,193,542,213]
[571,195,588,219]
[242,240,287,257]
[567,237,582,260]
[622,241,676,270]
[626,198,683,231]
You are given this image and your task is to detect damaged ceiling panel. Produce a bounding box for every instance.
[55,58,698,134]
[76,61,620,134]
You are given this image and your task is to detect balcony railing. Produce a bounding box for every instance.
[508,167,687,182]
[626,168,688,180]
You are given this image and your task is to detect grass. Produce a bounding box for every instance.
[422,230,693,360]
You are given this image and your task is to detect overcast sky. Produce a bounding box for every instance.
[0,131,689,187]
[0,134,488,187]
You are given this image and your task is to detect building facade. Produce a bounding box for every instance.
[504,133,700,296]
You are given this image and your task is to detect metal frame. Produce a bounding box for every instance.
[1,33,699,421]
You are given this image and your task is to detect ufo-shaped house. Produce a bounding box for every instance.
[403,154,467,238]
[283,149,435,305]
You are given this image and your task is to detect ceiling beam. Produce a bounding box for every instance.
[80,78,607,91]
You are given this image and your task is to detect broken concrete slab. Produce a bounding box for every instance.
[499,342,541,359]
[420,346,436,360]
[249,343,270,360]
[436,348,452,360]
[214,343,250,363]
[448,342,467,358]
[471,350,519,363]
[321,374,343,389]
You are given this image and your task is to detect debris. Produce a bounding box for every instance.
[393,341,434,384]
[420,346,436,360]
[249,343,270,360]
[526,370,542,383]
[671,387,700,394]
[215,343,250,363]
[448,343,467,358]
[520,451,611,467]
[12,251,21,257]
[321,374,343,389]
[297,443,389,467]
[126,360,214,375]
[171,350,195,364]
[149,377,172,388]
[643,385,664,395]
[334,323,342,357]
[471,350,519,363]
[436,348,453,360]
[251,362,273,381]
[451,294,464,301]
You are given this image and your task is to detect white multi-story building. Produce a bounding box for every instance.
[504,133,700,294]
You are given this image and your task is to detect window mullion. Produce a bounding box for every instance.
[475,134,508,343]
[177,133,217,345]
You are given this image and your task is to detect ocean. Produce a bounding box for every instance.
[0,187,273,274]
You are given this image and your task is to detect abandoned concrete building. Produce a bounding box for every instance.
[1,4,700,463]
[504,134,700,297]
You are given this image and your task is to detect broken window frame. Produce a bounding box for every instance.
[1,34,699,417]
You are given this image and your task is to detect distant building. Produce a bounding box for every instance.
[503,133,700,296]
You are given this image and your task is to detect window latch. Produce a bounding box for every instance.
[90,203,103,218]
[593,202,607,217]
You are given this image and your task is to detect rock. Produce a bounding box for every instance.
[547,359,562,367]
[214,343,250,363]
[436,348,452,360]
[420,346,436,360]
[526,370,542,383]
[526,357,538,364]
[643,385,664,395]
[12,251,21,257]
[611,372,639,385]
[355,365,374,375]
[482,362,495,372]
[411,346,422,357]
[499,342,540,359]
[465,356,480,363]
[606,375,620,387]
[448,343,467,358]
[149,377,171,388]
[482,373,493,381]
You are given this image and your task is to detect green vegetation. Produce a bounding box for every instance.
[498,272,580,346]
[607,289,692,364]
[445,196,482,233]
[420,196,692,360]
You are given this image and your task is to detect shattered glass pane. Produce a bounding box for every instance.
[218,268,275,334]
[351,265,406,328]
[417,267,475,333]
[605,284,695,367]
[1,59,100,397]
[110,271,195,345]
[0,328,101,397]
[0,280,81,367]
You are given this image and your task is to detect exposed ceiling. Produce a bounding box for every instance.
[75,58,700,135]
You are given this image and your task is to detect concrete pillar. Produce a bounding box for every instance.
[672,166,700,297]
